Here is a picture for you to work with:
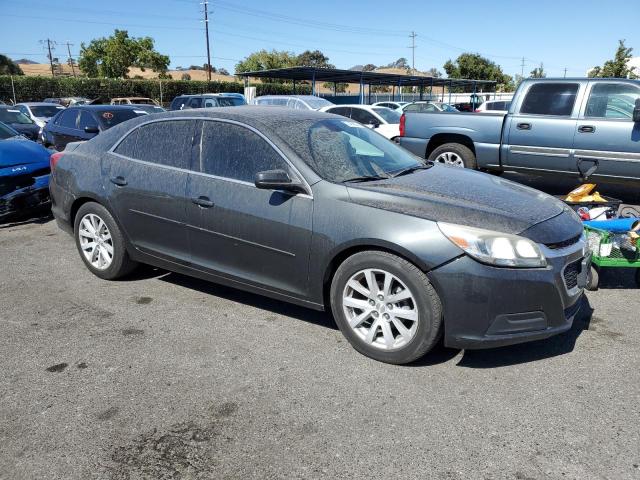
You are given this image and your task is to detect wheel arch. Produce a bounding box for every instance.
[425,133,476,159]
[321,240,429,309]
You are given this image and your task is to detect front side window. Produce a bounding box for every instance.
[585,82,640,119]
[199,121,289,183]
[77,111,97,130]
[188,97,203,108]
[280,118,423,183]
[372,107,401,124]
[520,83,579,116]
[204,98,217,108]
[113,120,196,169]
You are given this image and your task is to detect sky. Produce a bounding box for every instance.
[1,0,639,79]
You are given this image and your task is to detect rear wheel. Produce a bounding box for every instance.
[330,251,442,364]
[74,202,137,280]
[428,143,477,169]
[586,265,599,291]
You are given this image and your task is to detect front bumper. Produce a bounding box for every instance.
[0,178,51,222]
[428,241,589,349]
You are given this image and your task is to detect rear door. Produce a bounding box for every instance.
[504,81,584,173]
[105,119,197,263]
[185,119,313,297]
[573,81,640,181]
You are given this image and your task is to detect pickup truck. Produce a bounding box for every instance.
[399,78,640,183]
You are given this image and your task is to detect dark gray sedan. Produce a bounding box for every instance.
[49,107,589,364]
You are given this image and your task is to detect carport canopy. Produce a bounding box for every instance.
[238,66,497,103]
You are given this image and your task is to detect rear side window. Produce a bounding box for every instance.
[327,107,351,117]
[199,121,288,183]
[520,83,579,116]
[57,109,78,128]
[188,97,203,108]
[204,98,218,108]
[77,111,97,130]
[113,120,196,169]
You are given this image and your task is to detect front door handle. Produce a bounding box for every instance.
[192,196,215,208]
[517,123,532,130]
[110,176,127,186]
[578,125,596,133]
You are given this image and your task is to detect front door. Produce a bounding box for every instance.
[504,81,583,173]
[186,119,313,298]
[573,81,640,181]
[104,119,197,264]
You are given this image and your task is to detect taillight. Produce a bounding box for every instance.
[399,113,405,137]
[50,151,64,171]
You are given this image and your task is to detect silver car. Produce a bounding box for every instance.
[15,102,66,129]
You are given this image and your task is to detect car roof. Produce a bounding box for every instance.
[69,105,146,110]
[17,102,62,107]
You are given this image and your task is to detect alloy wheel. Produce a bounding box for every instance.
[342,268,419,351]
[78,213,114,270]
[435,151,464,167]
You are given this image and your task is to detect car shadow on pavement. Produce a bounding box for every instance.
[452,296,594,369]
[159,272,337,330]
[0,210,53,228]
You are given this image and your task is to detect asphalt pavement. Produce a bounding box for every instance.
[1,174,639,479]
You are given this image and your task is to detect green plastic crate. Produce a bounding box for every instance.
[584,225,640,268]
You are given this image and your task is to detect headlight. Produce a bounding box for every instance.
[438,222,547,268]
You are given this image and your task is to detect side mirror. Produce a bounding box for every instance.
[255,169,306,194]
[633,99,640,122]
[369,121,381,129]
[84,125,99,134]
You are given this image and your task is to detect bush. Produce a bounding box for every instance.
[0,75,310,105]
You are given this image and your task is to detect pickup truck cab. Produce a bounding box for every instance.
[399,78,640,183]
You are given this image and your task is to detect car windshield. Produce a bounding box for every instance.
[0,109,33,124]
[372,107,401,123]
[96,109,147,129]
[30,105,65,118]
[217,97,246,107]
[283,118,423,183]
[0,122,20,140]
[303,97,334,109]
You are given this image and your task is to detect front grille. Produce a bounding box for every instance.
[563,260,581,290]
[546,234,581,250]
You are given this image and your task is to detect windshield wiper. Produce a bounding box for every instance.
[390,163,433,178]
[341,174,389,183]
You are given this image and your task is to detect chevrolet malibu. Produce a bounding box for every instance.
[49,107,590,364]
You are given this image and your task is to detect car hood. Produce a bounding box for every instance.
[0,138,51,176]
[346,165,582,244]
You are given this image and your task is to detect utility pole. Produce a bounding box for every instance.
[563,67,567,78]
[520,57,525,78]
[408,31,417,72]
[203,1,212,82]
[65,41,76,77]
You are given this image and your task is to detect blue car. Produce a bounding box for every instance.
[0,122,51,221]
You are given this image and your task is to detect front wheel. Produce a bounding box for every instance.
[330,251,442,364]
[428,143,477,169]
[74,202,138,280]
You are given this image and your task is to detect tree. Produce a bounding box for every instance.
[444,53,511,90]
[589,40,637,78]
[78,29,170,78]
[530,63,546,78]
[235,49,296,73]
[383,58,409,70]
[425,67,442,78]
[218,68,230,76]
[181,73,191,80]
[0,55,24,75]
[362,63,377,72]
[295,50,333,68]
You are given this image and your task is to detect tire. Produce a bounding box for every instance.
[586,265,599,291]
[428,143,477,169]
[73,202,138,280]
[330,251,442,364]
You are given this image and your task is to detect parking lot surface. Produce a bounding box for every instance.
[1,175,639,480]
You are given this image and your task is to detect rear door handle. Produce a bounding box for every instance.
[578,125,596,133]
[517,123,532,130]
[192,196,215,208]
[110,176,127,186]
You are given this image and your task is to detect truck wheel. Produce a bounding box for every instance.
[428,143,477,169]
[586,265,599,291]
